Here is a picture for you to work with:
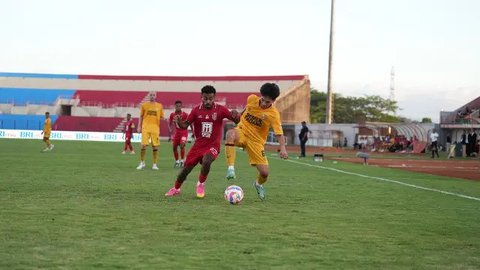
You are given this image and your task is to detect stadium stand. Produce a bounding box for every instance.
[0,72,310,135]
[0,88,75,105]
[0,114,58,130]
[54,116,170,135]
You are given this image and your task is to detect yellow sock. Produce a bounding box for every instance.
[153,149,158,164]
[225,145,236,166]
[140,149,146,161]
[45,139,51,147]
[257,173,268,185]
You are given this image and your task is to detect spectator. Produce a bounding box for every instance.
[468,129,477,157]
[430,129,439,158]
[298,121,309,157]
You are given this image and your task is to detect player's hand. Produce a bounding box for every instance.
[231,110,239,121]
[279,150,288,159]
[168,136,172,142]
[137,126,141,133]
[41,131,44,135]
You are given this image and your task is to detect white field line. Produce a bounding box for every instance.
[276,157,480,202]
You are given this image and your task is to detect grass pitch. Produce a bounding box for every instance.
[0,139,479,269]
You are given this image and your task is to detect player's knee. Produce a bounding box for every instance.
[259,171,269,179]
[226,129,236,141]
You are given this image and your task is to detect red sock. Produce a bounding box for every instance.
[174,180,183,189]
[173,146,179,160]
[128,143,133,151]
[198,174,207,184]
[124,142,128,151]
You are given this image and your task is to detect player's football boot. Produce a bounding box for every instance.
[253,181,265,200]
[136,161,145,170]
[130,151,135,155]
[174,160,180,168]
[152,164,159,170]
[226,167,236,180]
[179,160,184,167]
[196,182,205,198]
[165,187,181,197]
[49,144,54,150]
[121,151,126,154]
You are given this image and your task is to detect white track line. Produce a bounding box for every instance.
[280,158,480,202]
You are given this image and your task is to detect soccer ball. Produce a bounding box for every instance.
[224,185,244,204]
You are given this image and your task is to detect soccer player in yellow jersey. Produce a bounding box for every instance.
[41,111,54,152]
[136,92,164,170]
[224,83,288,200]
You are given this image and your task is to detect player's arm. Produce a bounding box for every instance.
[229,109,241,124]
[276,134,288,159]
[175,114,190,129]
[138,105,144,133]
[168,115,173,134]
[137,116,142,133]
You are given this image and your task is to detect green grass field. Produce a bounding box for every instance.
[1,139,479,269]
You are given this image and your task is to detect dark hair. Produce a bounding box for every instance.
[260,83,280,100]
[45,112,50,115]
[201,85,216,95]
[175,100,182,105]
[127,113,131,117]
[301,121,306,125]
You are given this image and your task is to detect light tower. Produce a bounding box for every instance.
[389,66,395,101]
[326,0,335,124]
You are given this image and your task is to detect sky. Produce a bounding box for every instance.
[1,0,479,122]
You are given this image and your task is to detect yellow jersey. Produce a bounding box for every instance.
[237,94,283,144]
[140,102,164,133]
[43,118,51,135]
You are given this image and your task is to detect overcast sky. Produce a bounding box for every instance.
[1,0,479,122]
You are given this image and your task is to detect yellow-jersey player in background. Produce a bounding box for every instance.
[225,83,288,200]
[136,92,164,170]
[41,111,54,152]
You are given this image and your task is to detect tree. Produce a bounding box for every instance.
[310,89,402,123]
[421,117,432,123]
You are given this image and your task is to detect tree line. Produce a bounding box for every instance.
[310,89,432,124]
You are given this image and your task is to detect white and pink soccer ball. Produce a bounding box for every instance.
[224,185,244,204]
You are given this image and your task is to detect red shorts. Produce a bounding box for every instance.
[184,145,219,167]
[125,134,132,143]
[172,134,188,145]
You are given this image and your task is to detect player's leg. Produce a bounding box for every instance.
[42,136,50,151]
[122,138,128,154]
[137,132,149,169]
[151,132,160,170]
[172,140,180,167]
[225,128,242,180]
[165,146,199,197]
[196,148,219,198]
[246,143,269,200]
[253,164,269,201]
[127,136,134,153]
[165,165,195,196]
[179,136,187,167]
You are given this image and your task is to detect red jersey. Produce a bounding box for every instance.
[187,103,232,150]
[124,120,135,136]
[169,111,189,137]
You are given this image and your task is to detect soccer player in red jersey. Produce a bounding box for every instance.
[122,113,136,154]
[165,85,239,198]
[168,100,189,167]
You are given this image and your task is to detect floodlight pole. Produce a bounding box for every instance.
[326,0,335,124]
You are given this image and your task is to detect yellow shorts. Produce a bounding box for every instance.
[141,131,160,146]
[236,127,268,165]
